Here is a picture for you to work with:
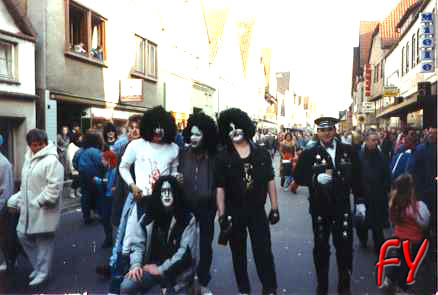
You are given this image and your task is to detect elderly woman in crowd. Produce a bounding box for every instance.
[7,129,64,287]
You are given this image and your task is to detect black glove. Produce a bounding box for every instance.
[218,215,232,246]
[269,209,280,225]
[218,215,231,231]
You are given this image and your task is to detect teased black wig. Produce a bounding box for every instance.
[217,108,256,147]
[182,112,218,155]
[140,106,177,144]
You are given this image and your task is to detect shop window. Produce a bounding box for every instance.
[412,34,416,67]
[0,40,16,81]
[401,46,405,76]
[66,0,106,63]
[133,35,157,80]
[416,29,420,65]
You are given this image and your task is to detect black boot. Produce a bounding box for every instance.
[337,269,351,295]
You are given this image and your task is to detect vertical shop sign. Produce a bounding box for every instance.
[419,12,434,73]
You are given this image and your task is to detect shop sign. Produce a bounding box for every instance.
[383,86,400,97]
[364,64,372,97]
[419,12,434,73]
[362,102,375,113]
[120,79,143,102]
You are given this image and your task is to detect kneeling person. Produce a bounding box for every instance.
[121,176,197,294]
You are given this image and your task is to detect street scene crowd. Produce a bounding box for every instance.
[0,106,436,295]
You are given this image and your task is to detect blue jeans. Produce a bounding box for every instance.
[120,272,177,295]
[108,193,135,294]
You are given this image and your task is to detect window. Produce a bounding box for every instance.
[66,0,106,62]
[412,34,416,67]
[133,35,157,80]
[416,29,420,65]
[401,46,405,76]
[381,61,384,80]
[0,40,16,81]
[406,42,410,72]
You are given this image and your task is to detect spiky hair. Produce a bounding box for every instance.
[140,106,177,144]
[217,108,256,147]
[149,175,186,219]
[183,112,218,155]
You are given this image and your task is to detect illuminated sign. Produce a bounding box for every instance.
[419,12,434,73]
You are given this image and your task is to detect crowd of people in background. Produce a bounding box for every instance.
[0,108,436,294]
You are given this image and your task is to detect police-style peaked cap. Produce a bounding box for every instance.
[314,117,339,128]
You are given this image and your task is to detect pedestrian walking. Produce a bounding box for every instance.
[279,132,295,191]
[6,129,64,287]
[179,112,218,295]
[66,132,81,199]
[215,108,279,295]
[0,134,13,271]
[294,117,364,295]
[103,122,118,151]
[390,128,417,182]
[355,129,390,254]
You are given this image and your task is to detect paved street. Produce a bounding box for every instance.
[0,164,434,295]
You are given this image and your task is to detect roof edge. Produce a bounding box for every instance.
[2,0,37,38]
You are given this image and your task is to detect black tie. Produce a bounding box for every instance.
[323,141,334,149]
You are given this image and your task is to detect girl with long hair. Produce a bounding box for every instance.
[383,173,430,293]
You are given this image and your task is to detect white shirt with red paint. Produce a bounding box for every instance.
[119,138,179,196]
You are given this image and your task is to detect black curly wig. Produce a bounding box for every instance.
[103,122,117,144]
[217,108,256,147]
[140,106,177,144]
[182,112,218,155]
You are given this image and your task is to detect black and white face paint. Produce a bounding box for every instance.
[228,123,244,143]
[190,126,203,149]
[160,181,174,209]
[153,126,165,141]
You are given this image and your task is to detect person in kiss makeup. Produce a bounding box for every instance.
[215,108,279,295]
[179,112,218,295]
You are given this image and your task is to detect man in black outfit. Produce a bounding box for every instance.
[294,117,364,295]
[215,108,279,295]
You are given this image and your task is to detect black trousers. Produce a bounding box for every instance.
[356,225,384,252]
[229,206,277,294]
[191,202,216,287]
[311,212,353,294]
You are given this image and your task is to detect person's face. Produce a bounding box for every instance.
[62,127,69,135]
[285,134,292,141]
[190,126,203,148]
[128,122,140,141]
[29,140,47,154]
[160,181,174,212]
[317,127,335,144]
[106,131,116,142]
[228,123,245,143]
[152,126,164,143]
[429,128,437,144]
[405,130,417,147]
[366,134,379,150]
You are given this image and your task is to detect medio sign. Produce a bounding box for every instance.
[419,12,434,73]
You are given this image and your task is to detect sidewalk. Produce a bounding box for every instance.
[61,182,81,213]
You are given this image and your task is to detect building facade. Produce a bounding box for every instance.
[0,0,37,181]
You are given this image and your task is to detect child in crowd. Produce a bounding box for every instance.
[288,147,303,194]
[383,173,430,293]
[94,150,117,248]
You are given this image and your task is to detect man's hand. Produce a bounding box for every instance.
[143,264,161,275]
[356,204,366,217]
[218,215,231,231]
[130,184,143,201]
[269,208,280,225]
[126,266,144,282]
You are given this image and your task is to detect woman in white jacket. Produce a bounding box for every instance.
[7,129,64,287]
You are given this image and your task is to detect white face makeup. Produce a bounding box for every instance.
[153,127,165,141]
[190,126,203,148]
[160,181,174,208]
[228,123,244,143]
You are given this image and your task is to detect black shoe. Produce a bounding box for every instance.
[96,264,111,278]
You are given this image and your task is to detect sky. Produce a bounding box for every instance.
[235,0,402,117]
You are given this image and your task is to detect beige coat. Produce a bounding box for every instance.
[7,143,64,234]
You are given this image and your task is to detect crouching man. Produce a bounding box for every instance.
[120,176,197,294]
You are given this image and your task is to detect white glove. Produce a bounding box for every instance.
[356,204,366,216]
[317,173,332,185]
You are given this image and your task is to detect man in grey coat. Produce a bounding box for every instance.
[0,134,14,271]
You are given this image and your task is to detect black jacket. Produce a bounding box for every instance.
[215,142,274,210]
[294,140,363,216]
[358,146,390,227]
